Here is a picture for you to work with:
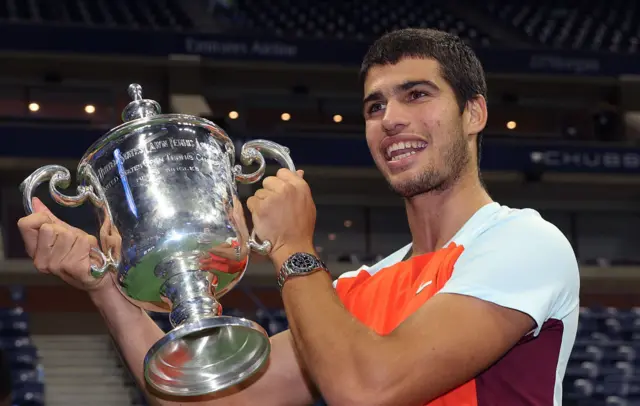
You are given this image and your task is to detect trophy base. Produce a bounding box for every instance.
[143,315,270,396]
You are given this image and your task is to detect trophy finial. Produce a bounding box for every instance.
[128,83,143,101]
[121,83,161,122]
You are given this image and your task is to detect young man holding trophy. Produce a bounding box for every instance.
[17,28,579,405]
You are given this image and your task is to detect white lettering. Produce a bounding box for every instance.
[532,150,640,169]
[185,38,297,58]
[529,55,600,74]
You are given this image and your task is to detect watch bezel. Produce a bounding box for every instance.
[278,252,327,291]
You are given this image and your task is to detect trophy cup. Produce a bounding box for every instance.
[19,84,296,396]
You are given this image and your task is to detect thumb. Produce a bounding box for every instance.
[32,197,61,223]
[296,169,305,178]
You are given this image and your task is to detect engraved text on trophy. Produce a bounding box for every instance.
[96,133,223,191]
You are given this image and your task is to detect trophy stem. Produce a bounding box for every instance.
[155,252,222,328]
[162,270,222,328]
[145,252,270,396]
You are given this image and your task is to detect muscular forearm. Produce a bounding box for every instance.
[281,271,386,405]
[88,284,185,406]
[89,283,235,405]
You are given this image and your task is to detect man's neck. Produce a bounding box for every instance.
[404,173,493,256]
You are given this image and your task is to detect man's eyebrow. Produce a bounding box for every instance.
[363,80,440,104]
[398,80,440,92]
[363,91,382,105]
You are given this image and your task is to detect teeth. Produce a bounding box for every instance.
[386,140,427,158]
[390,151,417,161]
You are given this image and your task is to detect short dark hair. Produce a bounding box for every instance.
[360,28,487,163]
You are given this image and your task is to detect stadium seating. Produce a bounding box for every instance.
[565,307,640,406]
[5,0,640,56]
[0,0,192,31]
[477,0,640,53]
[0,306,44,406]
[220,0,493,45]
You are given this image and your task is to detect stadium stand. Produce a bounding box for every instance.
[0,288,44,406]
[475,0,640,53]
[565,307,640,406]
[217,0,493,45]
[0,0,193,31]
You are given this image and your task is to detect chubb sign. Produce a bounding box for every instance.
[529,150,640,171]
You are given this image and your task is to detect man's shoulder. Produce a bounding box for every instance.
[455,203,575,259]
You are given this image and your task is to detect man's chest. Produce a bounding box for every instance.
[335,244,464,335]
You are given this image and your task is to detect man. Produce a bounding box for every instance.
[17,28,579,405]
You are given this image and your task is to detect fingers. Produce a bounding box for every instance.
[59,234,93,278]
[247,188,276,214]
[246,196,258,213]
[32,197,62,224]
[99,220,122,258]
[48,229,78,274]
[32,223,58,273]
[30,221,96,280]
[249,168,308,213]
[262,176,285,192]
[253,189,274,200]
[276,168,303,183]
[17,212,54,258]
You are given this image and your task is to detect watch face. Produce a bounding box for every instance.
[289,253,318,272]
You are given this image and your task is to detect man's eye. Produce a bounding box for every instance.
[369,103,385,114]
[409,91,428,100]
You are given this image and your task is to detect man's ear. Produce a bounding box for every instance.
[464,95,488,137]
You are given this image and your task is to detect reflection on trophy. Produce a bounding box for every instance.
[18,84,296,396]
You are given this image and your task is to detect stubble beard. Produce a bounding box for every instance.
[387,132,471,199]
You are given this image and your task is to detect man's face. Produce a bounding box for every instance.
[363,58,477,198]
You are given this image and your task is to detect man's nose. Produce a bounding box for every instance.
[381,102,409,136]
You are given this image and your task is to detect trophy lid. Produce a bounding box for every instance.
[121,83,161,122]
[79,83,234,165]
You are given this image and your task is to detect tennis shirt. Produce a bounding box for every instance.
[333,202,580,405]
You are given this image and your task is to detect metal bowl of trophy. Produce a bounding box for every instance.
[19,84,296,397]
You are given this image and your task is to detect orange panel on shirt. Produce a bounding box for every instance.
[334,243,478,406]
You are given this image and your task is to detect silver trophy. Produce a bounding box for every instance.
[19,84,295,396]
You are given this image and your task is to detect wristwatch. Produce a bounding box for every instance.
[277,252,328,291]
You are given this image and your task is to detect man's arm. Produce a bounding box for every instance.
[90,282,318,406]
[271,213,579,406]
[278,269,534,406]
[16,198,317,406]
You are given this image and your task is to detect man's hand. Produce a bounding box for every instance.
[16,197,117,293]
[246,168,317,266]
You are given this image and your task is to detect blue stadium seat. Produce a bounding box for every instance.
[12,388,44,406]
[221,0,494,46]
[476,0,640,53]
[6,350,37,370]
[1,0,193,30]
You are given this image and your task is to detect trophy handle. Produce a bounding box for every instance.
[19,164,116,278]
[233,139,296,255]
